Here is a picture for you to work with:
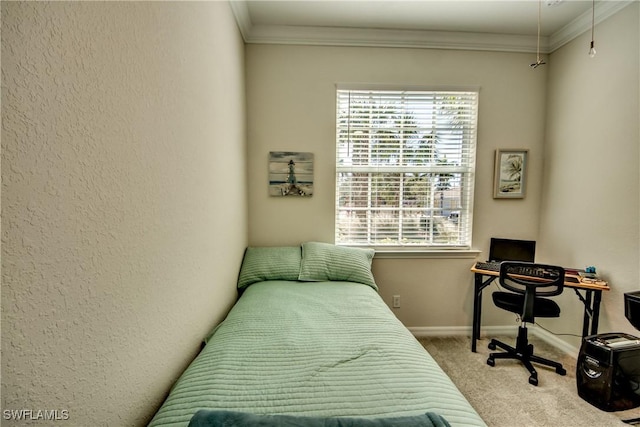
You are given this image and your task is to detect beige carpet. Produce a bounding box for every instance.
[418,335,640,427]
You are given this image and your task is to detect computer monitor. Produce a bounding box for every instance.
[489,238,536,263]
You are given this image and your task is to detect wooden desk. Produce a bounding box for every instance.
[471,264,610,352]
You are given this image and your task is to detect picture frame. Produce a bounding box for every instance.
[493,149,528,199]
[269,151,314,197]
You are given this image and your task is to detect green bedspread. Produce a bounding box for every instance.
[149,281,486,427]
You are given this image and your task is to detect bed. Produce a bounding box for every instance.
[149,242,486,427]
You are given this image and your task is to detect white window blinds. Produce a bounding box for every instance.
[335,89,478,250]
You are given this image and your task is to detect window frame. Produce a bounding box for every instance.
[334,86,479,255]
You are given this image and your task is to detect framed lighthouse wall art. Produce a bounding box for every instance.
[269,151,314,197]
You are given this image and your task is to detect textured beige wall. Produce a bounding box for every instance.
[539,4,639,347]
[246,44,547,327]
[1,2,247,425]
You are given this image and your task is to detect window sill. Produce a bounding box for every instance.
[373,249,482,259]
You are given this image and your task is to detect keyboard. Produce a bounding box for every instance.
[474,261,502,272]
[475,261,567,281]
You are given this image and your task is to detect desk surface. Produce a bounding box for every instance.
[471,264,610,292]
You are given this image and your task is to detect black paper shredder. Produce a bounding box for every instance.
[577,331,640,411]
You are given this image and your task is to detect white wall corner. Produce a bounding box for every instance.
[229,0,252,42]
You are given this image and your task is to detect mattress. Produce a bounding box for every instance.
[149,280,485,427]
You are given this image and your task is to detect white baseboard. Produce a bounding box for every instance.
[408,326,471,337]
[408,325,580,356]
[528,325,581,357]
[408,325,514,338]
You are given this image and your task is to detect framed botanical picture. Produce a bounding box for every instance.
[493,149,528,199]
[268,151,314,197]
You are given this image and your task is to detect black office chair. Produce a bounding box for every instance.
[487,261,567,386]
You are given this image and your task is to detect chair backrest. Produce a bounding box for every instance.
[499,262,565,297]
[499,262,565,323]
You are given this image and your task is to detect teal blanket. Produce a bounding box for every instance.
[149,281,485,427]
[188,410,451,427]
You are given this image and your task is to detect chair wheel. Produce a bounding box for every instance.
[557,367,566,375]
[488,342,496,350]
[487,357,495,367]
[529,376,538,386]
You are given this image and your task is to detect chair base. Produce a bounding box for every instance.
[487,326,566,386]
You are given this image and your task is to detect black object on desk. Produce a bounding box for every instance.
[471,262,609,353]
[488,237,536,264]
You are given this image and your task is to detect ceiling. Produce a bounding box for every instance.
[230,0,633,53]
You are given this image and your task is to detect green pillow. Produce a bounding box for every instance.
[298,242,377,290]
[237,246,302,290]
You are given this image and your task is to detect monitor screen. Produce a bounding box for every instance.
[489,238,536,263]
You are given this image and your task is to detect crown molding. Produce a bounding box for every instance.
[229,0,251,41]
[246,24,546,53]
[231,0,635,54]
[549,0,634,52]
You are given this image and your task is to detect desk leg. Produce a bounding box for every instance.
[472,274,482,353]
[590,290,602,335]
[582,290,593,338]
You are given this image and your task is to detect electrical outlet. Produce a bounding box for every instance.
[392,295,400,308]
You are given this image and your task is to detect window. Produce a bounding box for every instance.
[335,88,478,251]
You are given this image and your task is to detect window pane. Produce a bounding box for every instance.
[372,210,399,244]
[336,89,478,250]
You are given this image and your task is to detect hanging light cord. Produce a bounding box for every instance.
[591,0,595,41]
[531,0,546,68]
[589,0,597,57]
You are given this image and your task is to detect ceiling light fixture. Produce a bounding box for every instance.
[589,0,597,57]
[531,0,546,68]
